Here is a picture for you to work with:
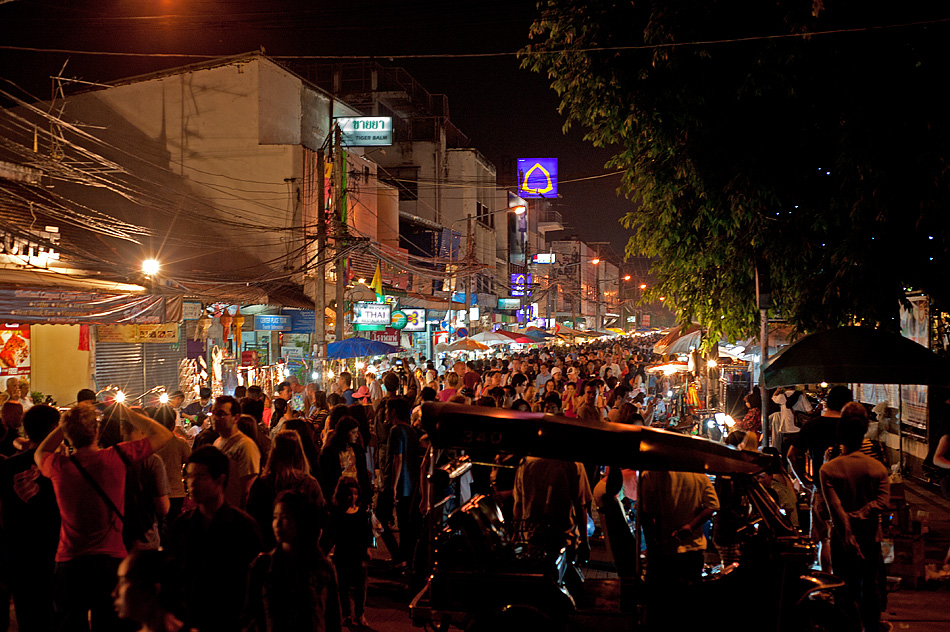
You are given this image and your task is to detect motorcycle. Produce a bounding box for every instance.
[410,402,859,632]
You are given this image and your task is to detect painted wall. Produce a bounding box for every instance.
[30,324,92,406]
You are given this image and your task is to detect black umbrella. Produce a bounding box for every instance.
[761,326,950,388]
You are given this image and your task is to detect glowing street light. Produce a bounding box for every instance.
[114,390,126,403]
[142,259,160,276]
[510,204,526,215]
[158,392,169,404]
[639,283,647,290]
[623,275,631,281]
[591,258,601,265]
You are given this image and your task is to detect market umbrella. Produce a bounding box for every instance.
[495,330,535,344]
[653,324,701,355]
[471,331,514,346]
[665,329,703,355]
[326,336,402,359]
[761,326,950,388]
[443,337,491,353]
[522,329,554,342]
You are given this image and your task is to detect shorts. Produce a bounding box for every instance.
[809,489,831,541]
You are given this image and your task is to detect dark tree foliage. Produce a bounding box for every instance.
[521,0,950,342]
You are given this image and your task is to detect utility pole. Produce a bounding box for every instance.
[756,261,772,448]
[313,148,327,384]
[466,215,475,335]
[333,126,345,343]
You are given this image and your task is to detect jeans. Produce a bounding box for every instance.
[53,555,122,632]
[334,559,367,618]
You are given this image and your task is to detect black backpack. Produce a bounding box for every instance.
[116,449,156,549]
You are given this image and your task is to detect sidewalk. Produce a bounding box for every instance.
[883,478,950,631]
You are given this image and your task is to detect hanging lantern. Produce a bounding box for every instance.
[219,314,233,341]
[232,314,245,349]
[195,314,212,341]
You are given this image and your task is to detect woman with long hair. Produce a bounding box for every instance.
[246,430,328,550]
[319,417,371,507]
[244,491,342,632]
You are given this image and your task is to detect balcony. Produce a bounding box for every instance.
[537,209,564,233]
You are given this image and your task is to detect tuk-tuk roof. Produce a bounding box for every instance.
[421,402,773,475]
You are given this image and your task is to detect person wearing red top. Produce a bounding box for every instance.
[35,402,173,632]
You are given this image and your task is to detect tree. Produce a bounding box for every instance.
[521,0,950,342]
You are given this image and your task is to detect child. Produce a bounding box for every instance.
[323,477,373,627]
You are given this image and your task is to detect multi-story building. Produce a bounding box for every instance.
[0,52,395,401]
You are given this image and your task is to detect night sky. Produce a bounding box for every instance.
[0,0,640,266]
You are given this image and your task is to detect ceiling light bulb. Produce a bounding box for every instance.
[142,259,160,275]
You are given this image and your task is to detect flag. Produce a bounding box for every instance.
[370,262,383,299]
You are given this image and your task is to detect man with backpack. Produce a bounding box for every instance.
[34,402,172,631]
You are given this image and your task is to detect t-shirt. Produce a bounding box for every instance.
[155,435,192,498]
[0,448,60,565]
[640,470,720,555]
[342,389,355,405]
[513,457,592,550]
[388,423,420,499]
[792,415,841,485]
[129,453,170,549]
[463,371,482,391]
[166,503,262,632]
[437,388,458,402]
[819,451,890,543]
[38,437,153,562]
[214,431,261,509]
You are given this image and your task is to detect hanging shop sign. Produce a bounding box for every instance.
[370,327,400,345]
[390,310,409,330]
[0,289,167,324]
[353,302,391,326]
[334,116,393,147]
[531,253,556,264]
[510,273,533,297]
[402,308,426,332]
[182,302,203,320]
[517,158,558,199]
[286,309,316,334]
[254,315,292,331]
[497,298,521,310]
[0,326,30,377]
[98,323,180,344]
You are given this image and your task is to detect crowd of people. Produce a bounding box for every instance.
[0,331,906,632]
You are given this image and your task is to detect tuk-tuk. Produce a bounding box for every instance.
[410,402,858,631]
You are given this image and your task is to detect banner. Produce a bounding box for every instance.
[0,326,30,377]
[97,323,180,344]
[370,327,400,345]
[0,289,166,324]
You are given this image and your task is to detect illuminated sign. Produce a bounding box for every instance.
[353,302,391,325]
[517,158,558,199]
[498,298,521,310]
[255,315,292,331]
[510,273,533,297]
[402,308,427,332]
[335,117,393,146]
[532,253,556,264]
[390,310,408,330]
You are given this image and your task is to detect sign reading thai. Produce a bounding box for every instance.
[353,302,391,326]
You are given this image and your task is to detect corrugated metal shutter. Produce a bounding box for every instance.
[95,325,186,399]
[94,342,145,397]
[143,330,186,394]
